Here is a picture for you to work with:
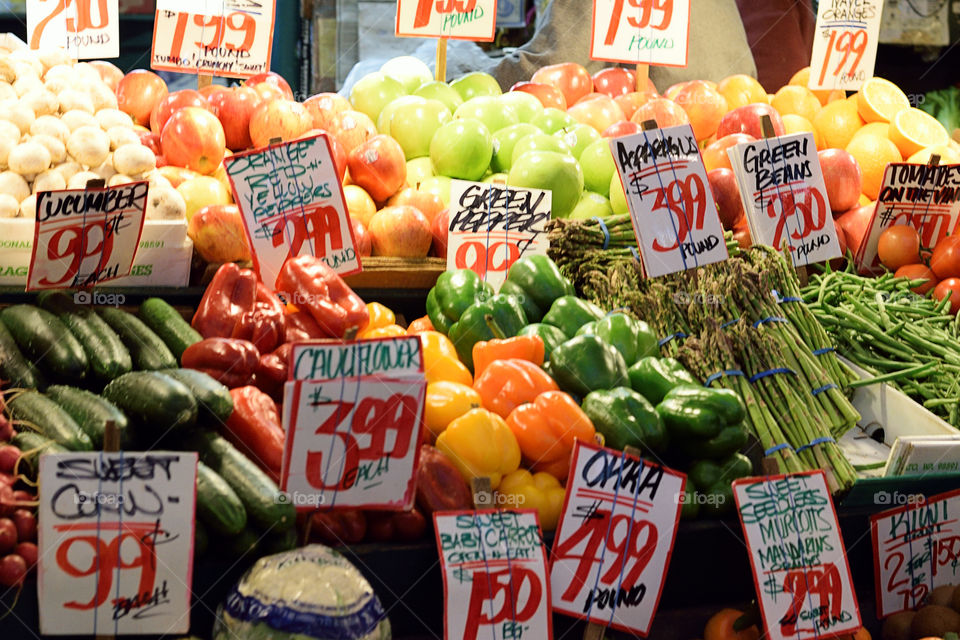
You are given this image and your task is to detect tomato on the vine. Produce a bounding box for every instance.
[877,225,920,271]
[931,235,960,279]
[933,277,960,315]
[894,264,938,295]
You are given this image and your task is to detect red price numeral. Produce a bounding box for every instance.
[764,187,827,251]
[167,10,258,60]
[648,173,707,252]
[453,241,521,278]
[884,549,932,611]
[39,219,116,287]
[413,0,477,28]
[463,566,542,638]
[604,0,674,46]
[31,0,110,48]
[270,205,345,262]
[817,28,868,86]
[779,564,843,636]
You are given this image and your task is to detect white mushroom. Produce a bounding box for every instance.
[87,83,117,111]
[0,193,17,217]
[146,185,187,220]
[13,74,42,97]
[147,171,172,191]
[91,153,115,180]
[18,193,36,218]
[0,102,36,135]
[8,50,43,78]
[30,115,69,143]
[112,143,155,177]
[7,141,51,175]
[107,174,133,187]
[106,125,140,150]
[30,134,66,164]
[52,160,82,184]
[66,170,103,189]
[67,126,110,167]
[0,82,15,102]
[32,169,66,193]
[38,50,71,73]
[0,170,30,202]
[0,119,21,168]
[95,108,133,131]
[57,88,94,114]
[21,89,58,116]
[0,57,14,84]
[60,109,96,132]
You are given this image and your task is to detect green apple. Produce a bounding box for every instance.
[556,124,601,160]
[610,172,628,214]
[380,56,432,93]
[454,97,519,135]
[349,72,406,123]
[580,139,616,196]
[377,95,427,133]
[485,172,509,184]
[450,72,502,101]
[531,107,577,134]
[498,91,544,123]
[388,98,452,159]
[508,150,584,219]
[511,133,572,166]
[414,81,464,113]
[430,118,493,181]
[491,123,540,173]
[419,175,453,207]
[569,191,614,219]
[406,157,436,187]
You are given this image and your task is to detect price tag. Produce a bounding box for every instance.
[870,488,960,618]
[728,132,841,266]
[396,0,498,41]
[611,124,728,278]
[38,451,197,635]
[280,336,425,511]
[549,440,684,635]
[590,0,690,67]
[156,0,222,16]
[733,471,861,640]
[446,180,551,291]
[27,182,148,291]
[151,0,275,78]
[855,163,960,274]
[27,0,120,59]
[225,134,361,289]
[808,0,882,91]
[435,510,552,640]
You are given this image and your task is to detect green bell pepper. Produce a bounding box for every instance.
[577,313,658,366]
[500,255,575,323]
[549,335,628,398]
[680,479,699,519]
[518,323,568,362]
[426,269,493,335]
[542,296,605,339]
[688,453,752,517]
[448,293,527,372]
[581,387,667,454]
[656,386,748,460]
[628,356,698,405]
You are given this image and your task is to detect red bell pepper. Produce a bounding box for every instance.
[275,255,369,338]
[309,509,366,545]
[231,283,286,353]
[192,263,257,339]
[365,508,427,542]
[223,386,285,475]
[181,338,260,388]
[254,343,291,400]
[415,445,473,514]
[283,310,328,343]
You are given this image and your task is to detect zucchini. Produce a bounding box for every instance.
[101,371,197,435]
[138,298,202,361]
[196,461,247,536]
[226,527,260,558]
[12,431,67,479]
[158,369,233,422]
[45,385,129,449]
[0,320,45,390]
[7,391,92,451]
[0,304,88,381]
[98,307,177,371]
[38,291,132,381]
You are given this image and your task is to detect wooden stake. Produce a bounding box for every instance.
[435,38,448,83]
[635,64,649,92]
[640,119,658,131]
[103,420,118,453]
[197,74,213,90]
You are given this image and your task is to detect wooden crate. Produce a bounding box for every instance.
[344,257,445,289]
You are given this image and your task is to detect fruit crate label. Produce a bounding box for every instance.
[808,0,883,91]
[589,0,690,67]
[288,336,425,381]
[435,509,552,640]
[728,132,841,267]
[396,0,498,41]
[611,124,728,278]
[446,180,551,292]
[27,0,120,59]
[549,440,685,636]
[150,0,275,78]
[38,451,197,636]
[733,471,862,640]
[870,488,960,618]
[855,162,960,274]
[27,181,148,291]
[225,133,361,289]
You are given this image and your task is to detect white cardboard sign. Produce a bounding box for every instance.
[590,0,690,67]
[396,0,498,41]
[808,0,883,91]
[27,0,119,59]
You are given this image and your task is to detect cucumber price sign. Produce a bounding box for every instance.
[396,0,498,41]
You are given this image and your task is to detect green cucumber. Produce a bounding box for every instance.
[0,320,45,390]
[7,390,92,450]
[226,527,260,557]
[196,461,247,536]
[0,305,88,380]
[101,371,197,436]
[12,431,67,478]
[45,385,129,449]
[261,527,298,555]
[38,291,132,381]
[138,298,202,362]
[98,307,177,371]
[194,520,209,558]
[158,369,233,422]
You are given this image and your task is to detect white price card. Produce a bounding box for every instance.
[151,0,276,78]
[590,0,690,67]
[808,0,883,91]
[733,471,862,640]
[446,180,551,291]
[27,182,148,291]
[435,510,552,640]
[549,440,685,636]
[611,124,728,278]
[27,0,119,59]
[38,451,197,636]
[728,132,841,267]
[225,134,361,289]
[396,0,498,41]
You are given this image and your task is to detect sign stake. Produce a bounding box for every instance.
[197,74,213,90]
[635,64,649,92]
[435,38,448,82]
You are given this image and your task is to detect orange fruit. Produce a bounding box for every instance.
[789,67,846,105]
[813,99,866,150]
[771,85,821,122]
[845,134,902,200]
[858,193,872,206]
[717,74,767,110]
[908,144,960,164]
[857,77,910,123]
[782,114,825,149]
[704,608,760,640]
[889,107,949,158]
[851,121,891,141]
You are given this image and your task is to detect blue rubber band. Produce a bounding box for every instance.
[749,367,796,383]
[812,383,838,396]
[753,316,789,328]
[704,369,745,386]
[772,289,804,304]
[765,443,794,456]
[658,332,688,347]
[593,216,611,250]
[796,436,836,453]
[630,246,642,264]
[812,347,836,356]
[720,317,741,329]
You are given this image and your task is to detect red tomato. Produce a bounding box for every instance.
[877,225,921,271]
[895,263,938,294]
[933,277,960,314]
[0,554,26,587]
[931,235,960,279]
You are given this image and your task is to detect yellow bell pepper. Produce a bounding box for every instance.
[497,469,566,531]
[419,331,472,386]
[424,381,482,439]
[435,408,521,490]
[357,303,399,339]
[359,324,407,339]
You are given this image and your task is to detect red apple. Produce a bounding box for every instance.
[630,97,690,128]
[245,72,294,100]
[707,168,745,230]
[187,204,252,263]
[614,91,656,120]
[592,67,636,98]
[215,87,263,151]
[532,63,593,107]
[574,92,608,105]
[250,82,287,105]
[351,218,372,257]
[334,110,378,154]
[818,148,863,212]
[343,184,377,225]
[155,165,202,188]
[116,70,168,127]
[716,103,786,140]
[702,133,757,172]
[249,99,313,148]
[88,60,123,92]
[836,202,877,256]
[431,207,450,257]
[160,107,226,175]
[328,135,347,183]
[830,220,849,269]
[138,130,161,156]
[200,84,229,101]
[388,187,444,223]
[304,92,351,131]
[151,89,210,135]
[347,135,407,203]
[567,95,625,133]
[509,82,567,110]
[602,121,643,139]
[368,205,432,257]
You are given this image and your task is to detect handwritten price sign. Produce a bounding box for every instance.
[447,180,551,291]
[38,451,197,636]
[151,0,275,78]
[611,124,728,277]
[733,471,861,640]
[590,0,689,67]
[27,182,148,291]
[27,0,119,59]
[549,440,684,635]
[396,0,498,41]
[808,0,882,91]
[435,510,552,640]
[225,134,361,289]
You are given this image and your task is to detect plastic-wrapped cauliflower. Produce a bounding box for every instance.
[213,545,391,640]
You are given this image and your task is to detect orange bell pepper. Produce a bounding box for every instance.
[473,359,558,418]
[472,334,545,378]
[419,331,472,386]
[506,390,596,480]
[407,315,435,334]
